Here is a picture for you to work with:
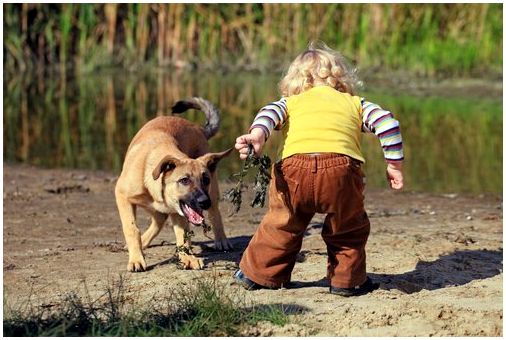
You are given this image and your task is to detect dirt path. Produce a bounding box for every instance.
[3,163,503,336]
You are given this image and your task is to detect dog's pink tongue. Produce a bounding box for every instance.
[182,204,204,225]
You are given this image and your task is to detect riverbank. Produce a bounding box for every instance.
[3,163,502,336]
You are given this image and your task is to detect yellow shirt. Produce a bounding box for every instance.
[281,86,365,162]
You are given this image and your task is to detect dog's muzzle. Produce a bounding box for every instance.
[179,191,211,225]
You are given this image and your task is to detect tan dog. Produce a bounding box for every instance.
[115,98,232,272]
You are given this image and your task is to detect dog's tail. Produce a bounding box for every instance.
[171,97,220,139]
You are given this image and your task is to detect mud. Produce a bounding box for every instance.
[3,163,503,336]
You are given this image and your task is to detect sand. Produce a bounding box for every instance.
[3,163,502,336]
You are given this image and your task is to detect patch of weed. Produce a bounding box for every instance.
[3,274,291,336]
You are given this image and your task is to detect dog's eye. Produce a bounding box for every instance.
[178,177,192,186]
[202,174,211,186]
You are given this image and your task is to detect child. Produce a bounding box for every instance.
[233,41,404,296]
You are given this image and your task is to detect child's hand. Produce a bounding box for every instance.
[386,161,404,190]
[235,128,266,160]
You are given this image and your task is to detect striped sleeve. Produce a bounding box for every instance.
[361,99,404,162]
[249,98,287,139]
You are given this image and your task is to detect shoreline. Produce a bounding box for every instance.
[5,66,503,99]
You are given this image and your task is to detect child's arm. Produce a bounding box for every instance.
[361,100,404,190]
[235,98,288,160]
[248,98,287,139]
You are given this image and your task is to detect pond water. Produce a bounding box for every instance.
[3,69,502,194]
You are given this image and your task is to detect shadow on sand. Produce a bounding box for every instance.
[151,235,502,295]
[147,235,252,271]
[242,303,310,316]
[196,235,252,264]
[370,249,503,294]
[289,249,503,293]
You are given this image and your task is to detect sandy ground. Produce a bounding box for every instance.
[3,163,503,336]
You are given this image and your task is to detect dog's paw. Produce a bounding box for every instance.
[178,254,204,270]
[127,254,147,272]
[214,237,233,251]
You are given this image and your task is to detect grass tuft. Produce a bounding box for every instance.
[3,274,291,336]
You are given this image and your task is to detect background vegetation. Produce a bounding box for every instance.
[3,3,503,76]
[2,3,503,194]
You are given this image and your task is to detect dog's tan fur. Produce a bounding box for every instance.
[115,102,232,272]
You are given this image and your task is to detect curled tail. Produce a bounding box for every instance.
[171,97,220,139]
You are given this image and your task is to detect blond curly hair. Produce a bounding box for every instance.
[278,41,361,97]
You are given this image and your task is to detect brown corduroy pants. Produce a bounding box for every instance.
[239,153,371,289]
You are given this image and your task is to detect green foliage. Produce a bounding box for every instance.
[3,275,290,336]
[224,145,272,214]
[2,4,503,75]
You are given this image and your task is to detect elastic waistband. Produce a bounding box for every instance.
[279,153,361,170]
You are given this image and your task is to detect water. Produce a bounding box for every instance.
[3,69,502,194]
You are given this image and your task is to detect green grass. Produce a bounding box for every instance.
[3,274,292,336]
[2,4,503,76]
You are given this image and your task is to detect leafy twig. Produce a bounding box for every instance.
[200,221,213,240]
[175,230,194,256]
[175,222,212,258]
[251,151,271,208]
[223,144,271,214]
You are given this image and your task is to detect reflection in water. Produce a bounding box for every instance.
[3,70,502,194]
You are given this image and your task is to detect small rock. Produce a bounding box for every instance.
[454,234,476,245]
[72,174,88,181]
[44,184,90,194]
[40,303,55,309]
[4,263,16,270]
[382,209,391,217]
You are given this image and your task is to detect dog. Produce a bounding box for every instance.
[115,97,233,272]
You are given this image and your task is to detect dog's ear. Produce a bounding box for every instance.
[153,155,181,180]
[198,148,233,173]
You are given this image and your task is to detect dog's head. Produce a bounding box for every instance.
[152,148,233,224]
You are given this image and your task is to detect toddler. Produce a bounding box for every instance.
[234,42,404,296]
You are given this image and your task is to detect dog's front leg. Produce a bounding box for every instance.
[141,211,168,249]
[207,174,233,251]
[171,214,204,270]
[115,191,146,272]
